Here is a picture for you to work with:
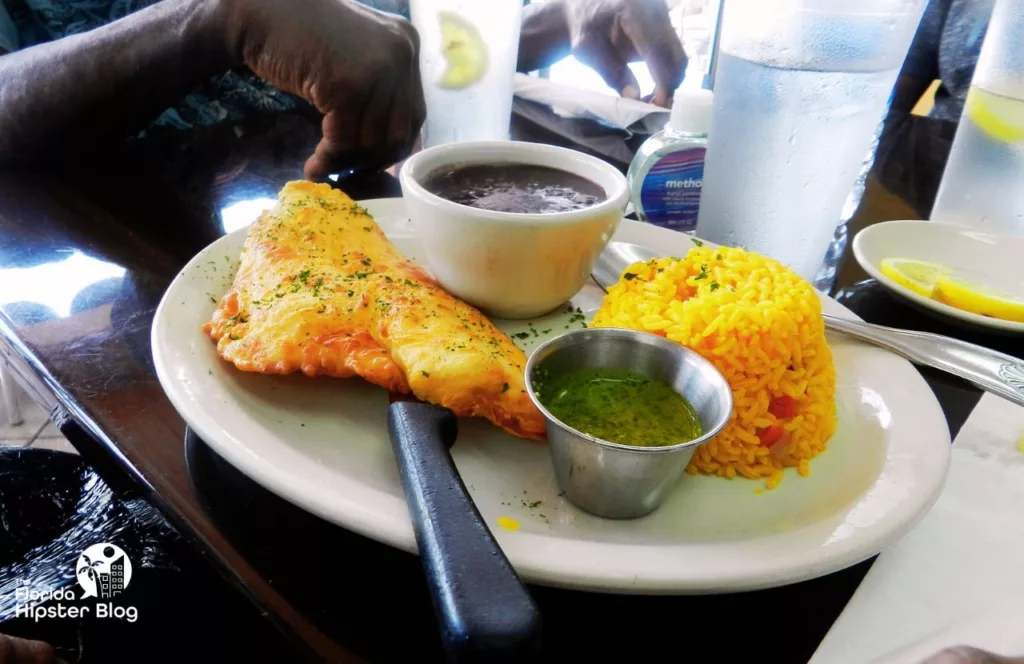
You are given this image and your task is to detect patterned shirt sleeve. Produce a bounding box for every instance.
[361,0,410,19]
[0,1,18,53]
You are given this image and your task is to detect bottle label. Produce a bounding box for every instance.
[639,148,705,233]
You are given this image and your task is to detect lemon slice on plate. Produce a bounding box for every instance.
[935,276,1024,323]
[965,86,1024,144]
[437,11,488,89]
[879,258,952,298]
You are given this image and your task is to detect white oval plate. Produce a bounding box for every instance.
[853,220,1024,334]
[153,198,950,594]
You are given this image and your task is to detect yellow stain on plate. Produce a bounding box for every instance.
[753,488,764,495]
[1016,432,1024,454]
[497,516,521,532]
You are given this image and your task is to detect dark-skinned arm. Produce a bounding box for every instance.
[517,0,686,107]
[518,1,572,73]
[0,0,424,178]
[0,0,231,166]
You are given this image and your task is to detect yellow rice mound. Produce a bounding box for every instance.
[591,245,837,489]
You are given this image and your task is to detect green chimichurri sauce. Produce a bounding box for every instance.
[534,367,703,447]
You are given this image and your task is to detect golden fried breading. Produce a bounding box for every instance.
[204,181,544,440]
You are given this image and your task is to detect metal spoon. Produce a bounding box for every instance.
[594,241,1024,409]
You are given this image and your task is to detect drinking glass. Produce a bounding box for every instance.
[410,0,523,148]
[695,0,927,280]
[931,0,1024,235]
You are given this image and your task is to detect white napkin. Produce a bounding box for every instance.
[810,393,1024,664]
[513,73,668,131]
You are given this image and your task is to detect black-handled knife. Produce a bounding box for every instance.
[387,399,543,663]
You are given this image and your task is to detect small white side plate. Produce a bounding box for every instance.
[853,220,1024,334]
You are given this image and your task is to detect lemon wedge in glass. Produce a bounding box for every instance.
[879,258,952,298]
[965,86,1024,144]
[437,11,488,89]
[935,276,1024,322]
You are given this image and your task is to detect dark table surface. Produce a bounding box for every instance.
[0,105,1010,663]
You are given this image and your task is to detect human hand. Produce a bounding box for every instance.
[520,0,686,107]
[922,646,1024,664]
[220,0,425,178]
[0,634,57,664]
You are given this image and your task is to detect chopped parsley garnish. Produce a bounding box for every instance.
[512,332,531,340]
[692,238,704,247]
[298,269,310,283]
[710,282,720,291]
[501,382,510,393]
[623,272,638,281]
[421,370,430,378]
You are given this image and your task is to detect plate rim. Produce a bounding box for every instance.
[853,219,1024,334]
[153,198,952,594]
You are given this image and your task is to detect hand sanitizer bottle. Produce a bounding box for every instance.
[627,88,712,234]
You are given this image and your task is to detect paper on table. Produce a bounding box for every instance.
[810,393,1024,664]
[872,597,1024,664]
[513,73,668,131]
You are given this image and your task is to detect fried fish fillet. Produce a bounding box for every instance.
[204,181,545,440]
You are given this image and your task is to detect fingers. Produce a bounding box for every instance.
[922,646,1024,664]
[382,33,425,166]
[620,1,687,107]
[407,34,427,141]
[304,18,422,179]
[305,79,419,179]
[0,634,57,664]
[575,32,642,99]
[359,77,397,163]
[304,107,360,180]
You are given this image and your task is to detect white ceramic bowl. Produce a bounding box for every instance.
[399,141,628,319]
